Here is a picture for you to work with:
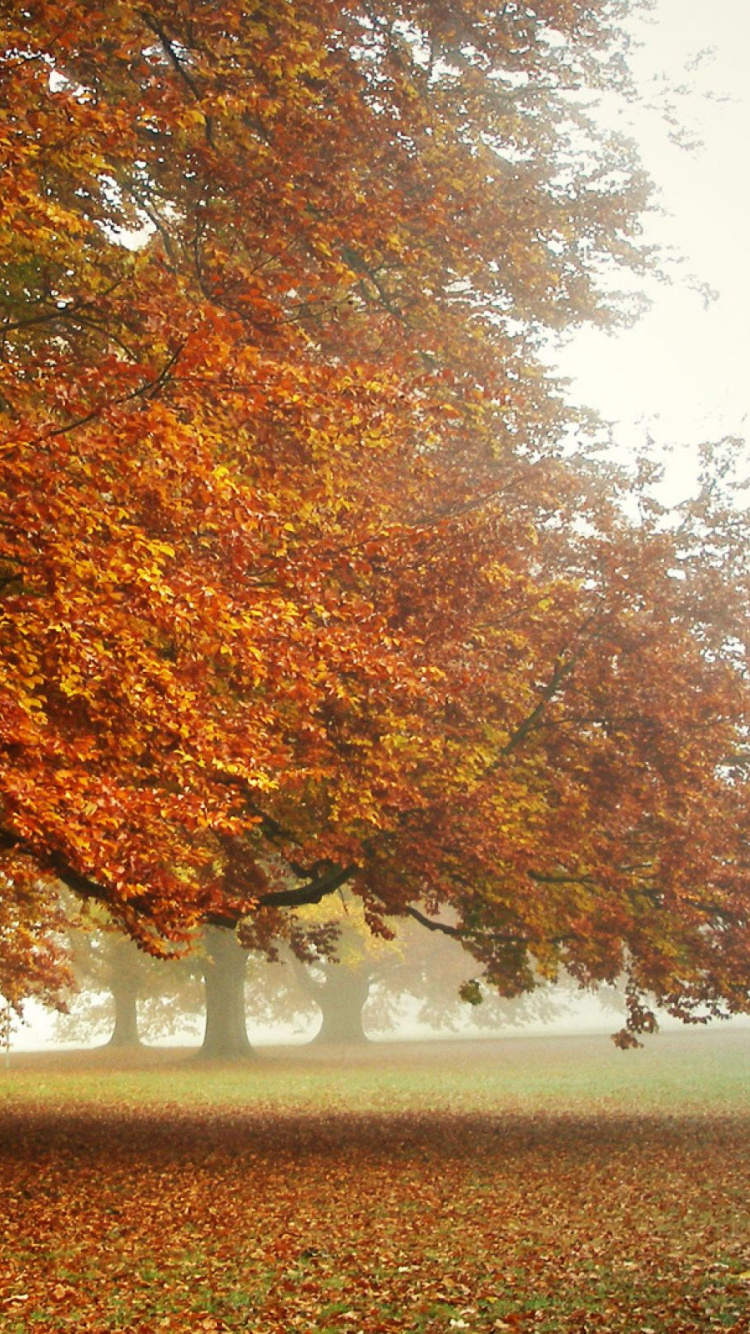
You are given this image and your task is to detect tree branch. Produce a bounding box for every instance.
[0,826,114,905]
[405,906,463,937]
[256,864,357,909]
[0,824,355,925]
[499,655,574,758]
[1,276,128,336]
[0,343,185,460]
[139,11,214,145]
[405,905,525,946]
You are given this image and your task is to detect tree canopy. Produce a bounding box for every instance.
[2,0,749,1041]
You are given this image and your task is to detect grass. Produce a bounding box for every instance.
[4,1026,750,1112]
[1,1028,749,1333]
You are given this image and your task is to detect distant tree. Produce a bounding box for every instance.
[246,897,573,1044]
[57,907,202,1048]
[289,916,386,1046]
[57,917,294,1059]
[55,906,611,1055]
[96,935,141,1048]
[168,920,288,1061]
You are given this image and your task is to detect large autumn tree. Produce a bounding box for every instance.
[2,0,749,1041]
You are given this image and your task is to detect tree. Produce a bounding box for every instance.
[194,926,255,1060]
[2,2,750,1043]
[56,906,204,1048]
[88,934,142,1049]
[284,904,397,1045]
[253,898,573,1044]
[57,919,258,1058]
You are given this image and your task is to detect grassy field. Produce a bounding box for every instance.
[1,1029,749,1333]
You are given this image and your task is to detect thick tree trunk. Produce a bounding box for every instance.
[107,972,141,1047]
[313,965,372,1044]
[197,927,254,1060]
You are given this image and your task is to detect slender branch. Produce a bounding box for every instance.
[139,11,214,145]
[405,906,463,937]
[1,276,128,336]
[500,655,574,758]
[125,187,178,264]
[528,864,741,925]
[492,608,607,764]
[340,246,405,322]
[405,905,525,946]
[0,343,184,460]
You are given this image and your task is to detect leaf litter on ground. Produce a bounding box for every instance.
[1,1034,749,1333]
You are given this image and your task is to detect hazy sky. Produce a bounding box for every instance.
[558,0,750,496]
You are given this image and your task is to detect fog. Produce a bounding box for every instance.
[560,0,750,471]
[8,986,748,1057]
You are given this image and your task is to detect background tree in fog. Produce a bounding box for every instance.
[56,905,202,1048]
[249,897,573,1044]
[58,918,265,1059]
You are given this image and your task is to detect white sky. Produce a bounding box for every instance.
[557,0,750,498]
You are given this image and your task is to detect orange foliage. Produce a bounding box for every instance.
[1,2,749,1034]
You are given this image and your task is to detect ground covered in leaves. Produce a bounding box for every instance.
[1,1032,749,1333]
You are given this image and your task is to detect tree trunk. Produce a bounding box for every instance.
[313,964,372,1044]
[104,944,140,1045]
[105,976,140,1045]
[197,927,254,1060]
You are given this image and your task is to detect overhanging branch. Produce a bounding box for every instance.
[405,905,525,946]
[0,824,355,925]
[256,863,357,909]
[0,826,114,906]
[405,906,463,937]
